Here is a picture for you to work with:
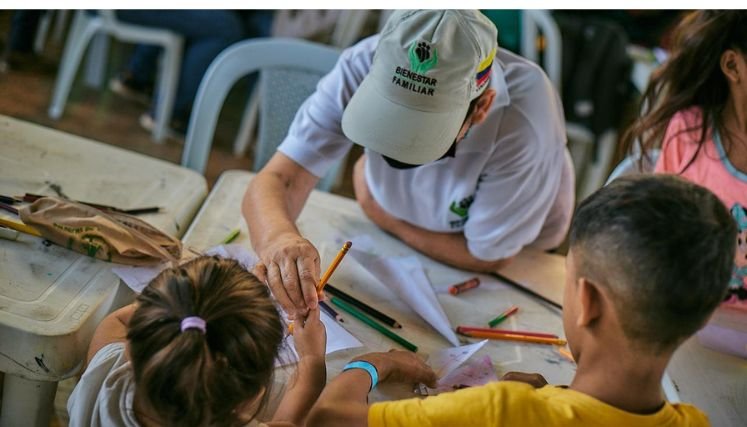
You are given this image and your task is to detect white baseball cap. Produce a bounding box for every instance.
[342,10,498,165]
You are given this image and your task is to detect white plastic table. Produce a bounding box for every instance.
[184,170,747,426]
[0,115,207,427]
[182,170,576,414]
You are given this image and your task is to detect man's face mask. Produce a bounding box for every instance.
[381,141,457,169]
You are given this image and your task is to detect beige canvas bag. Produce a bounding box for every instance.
[19,196,181,266]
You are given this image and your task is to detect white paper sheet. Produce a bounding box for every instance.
[428,339,488,379]
[111,263,167,293]
[113,244,259,293]
[276,310,363,367]
[347,246,461,346]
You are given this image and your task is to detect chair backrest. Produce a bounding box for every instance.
[521,10,562,93]
[605,148,660,185]
[182,38,340,176]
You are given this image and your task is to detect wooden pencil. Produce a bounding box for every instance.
[317,241,352,293]
[325,284,402,328]
[319,300,344,323]
[488,305,519,327]
[456,325,558,339]
[459,329,567,346]
[331,297,418,352]
[0,218,42,237]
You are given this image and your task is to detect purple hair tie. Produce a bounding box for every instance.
[180,316,207,333]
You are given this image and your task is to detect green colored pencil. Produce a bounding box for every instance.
[488,305,519,328]
[330,297,418,352]
[221,228,240,244]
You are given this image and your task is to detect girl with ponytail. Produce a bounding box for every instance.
[68,256,327,426]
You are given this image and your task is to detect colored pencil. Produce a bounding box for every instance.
[449,277,480,295]
[456,326,558,339]
[557,346,575,362]
[319,300,344,323]
[221,228,240,244]
[325,284,402,328]
[488,305,519,327]
[122,206,161,215]
[331,297,418,352]
[459,329,567,346]
[493,272,561,309]
[0,202,18,215]
[317,241,352,293]
[0,195,19,205]
[21,193,160,215]
[0,218,42,237]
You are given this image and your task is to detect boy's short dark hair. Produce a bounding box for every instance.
[569,174,736,352]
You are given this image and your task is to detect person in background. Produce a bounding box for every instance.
[306,175,735,427]
[67,256,326,427]
[111,10,273,136]
[622,10,747,305]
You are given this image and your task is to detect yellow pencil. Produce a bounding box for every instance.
[317,241,352,294]
[0,218,42,238]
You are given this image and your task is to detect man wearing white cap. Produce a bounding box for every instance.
[243,10,574,317]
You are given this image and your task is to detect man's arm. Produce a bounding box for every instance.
[243,152,321,318]
[352,157,512,272]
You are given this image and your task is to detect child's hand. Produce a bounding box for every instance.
[354,350,438,388]
[500,371,547,388]
[292,307,327,360]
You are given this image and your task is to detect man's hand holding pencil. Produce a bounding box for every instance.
[254,232,323,319]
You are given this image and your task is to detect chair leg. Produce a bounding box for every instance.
[233,90,259,157]
[152,38,182,143]
[52,10,70,45]
[33,11,52,55]
[83,33,110,89]
[48,12,99,120]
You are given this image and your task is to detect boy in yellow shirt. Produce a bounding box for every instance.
[307,175,736,427]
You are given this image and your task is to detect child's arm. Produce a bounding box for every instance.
[86,303,137,365]
[270,307,327,426]
[306,351,438,427]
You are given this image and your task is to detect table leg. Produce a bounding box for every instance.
[0,374,57,427]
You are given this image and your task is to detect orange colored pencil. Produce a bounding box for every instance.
[460,329,567,346]
[456,326,559,339]
[317,241,352,294]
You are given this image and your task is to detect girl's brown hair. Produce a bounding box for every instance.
[127,256,283,426]
[621,11,747,168]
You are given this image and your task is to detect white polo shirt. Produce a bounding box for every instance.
[279,35,574,261]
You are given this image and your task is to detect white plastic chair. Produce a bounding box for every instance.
[521,10,562,93]
[48,10,183,143]
[182,38,345,191]
[232,10,371,158]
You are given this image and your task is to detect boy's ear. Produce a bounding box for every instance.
[576,277,603,327]
[721,49,741,84]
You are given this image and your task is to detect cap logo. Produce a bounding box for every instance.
[409,41,438,74]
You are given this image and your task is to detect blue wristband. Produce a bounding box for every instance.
[343,360,379,391]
